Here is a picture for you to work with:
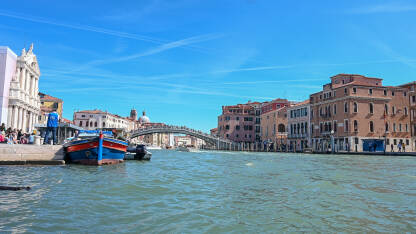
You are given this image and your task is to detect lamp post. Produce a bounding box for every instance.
[331,130,335,154]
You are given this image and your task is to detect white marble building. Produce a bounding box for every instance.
[0,44,41,132]
[73,110,135,131]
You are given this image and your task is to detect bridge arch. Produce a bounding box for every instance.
[128,125,233,149]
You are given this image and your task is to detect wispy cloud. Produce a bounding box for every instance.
[212,65,294,74]
[0,10,167,44]
[349,3,416,14]
[86,33,222,66]
[222,78,326,85]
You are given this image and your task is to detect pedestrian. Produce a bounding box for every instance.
[0,123,5,132]
[403,144,406,152]
[398,142,402,152]
[44,111,59,145]
[391,144,394,152]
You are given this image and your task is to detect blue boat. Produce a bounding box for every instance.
[63,130,128,165]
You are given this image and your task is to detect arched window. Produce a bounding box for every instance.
[79,121,83,127]
[369,121,374,132]
[354,120,358,132]
[94,122,97,127]
[102,122,106,128]
[90,121,93,127]
[385,122,389,132]
[278,124,285,133]
[353,102,358,113]
[369,103,374,114]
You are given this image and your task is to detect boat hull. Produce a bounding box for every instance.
[65,137,127,165]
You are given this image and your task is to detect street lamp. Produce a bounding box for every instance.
[330,130,335,153]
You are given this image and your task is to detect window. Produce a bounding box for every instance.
[90,122,93,127]
[384,104,388,115]
[413,96,416,103]
[333,121,337,132]
[369,121,374,132]
[405,107,408,116]
[94,122,97,127]
[384,89,387,96]
[394,139,397,145]
[344,120,349,132]
[353,102,358,113]
[82,115,86,117]
[236,125,240,130]
[355,137,359,144]
[320,95,322,100]
[344,88,347,94]
[369,89,373,95]
[79,121,83,127]
[354,120,358,132]
[385,122,389,132]
[369,103,374,114]
[406,124,408,132]
[392,106,396,115]
[404,92,407,97]
[102,122,105,128]
[393,123,396,132]
[344,102,348,113]
[353,87,357,94]
[236,134,239,138]
[392,91,395,96]
[236,117,239,121]
[334,104,337,115]
[225,125,230,130]
[399,124,402,132]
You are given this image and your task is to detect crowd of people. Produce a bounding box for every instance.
[0,123,35,144]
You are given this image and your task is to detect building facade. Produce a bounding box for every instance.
[0,44,41,132]
[38,92,63,125]
[217,102,255,143]
[310,74,411,152]
[73,109,135,131]
[287,100,311,151]
[260,106,289,149]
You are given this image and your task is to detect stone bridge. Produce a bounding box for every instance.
[128,125,234,150]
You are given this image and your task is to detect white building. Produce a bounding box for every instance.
[73,109,135,131]
[287,100,311,151]
[0,44,41,132]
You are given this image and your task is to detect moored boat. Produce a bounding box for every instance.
[64,130,128,165]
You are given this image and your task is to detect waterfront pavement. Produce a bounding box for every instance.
[0,144,64,165]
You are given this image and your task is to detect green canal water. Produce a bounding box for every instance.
[0,150,415,233]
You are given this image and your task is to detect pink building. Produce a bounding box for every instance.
[217,103,255,143]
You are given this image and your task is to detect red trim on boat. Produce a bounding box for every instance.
[67,142,99,153]
[102,140,127,152]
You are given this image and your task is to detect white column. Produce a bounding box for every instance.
[25,72,30,93]
[29,76,34,97]
[35,78,39,97]
[22,109,27,132]
[28,111,32,132]
[7,106,12,128]
[12,106,18,129]
[15,67,20,82]
[20,68,25,89]
[17,107,22,130]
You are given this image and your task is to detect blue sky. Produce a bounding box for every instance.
[1,0,416,132]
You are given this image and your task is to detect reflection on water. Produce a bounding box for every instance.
[0,151,415,233]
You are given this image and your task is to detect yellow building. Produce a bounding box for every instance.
[38,92,63,124]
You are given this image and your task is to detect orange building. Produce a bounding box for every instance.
[310,74,411,152]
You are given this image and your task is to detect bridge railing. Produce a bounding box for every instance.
[130,125,233,143]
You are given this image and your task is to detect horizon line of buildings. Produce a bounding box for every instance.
[213,74,416,153]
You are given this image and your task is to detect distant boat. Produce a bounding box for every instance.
[146,145,162,150]
[176,146,199,152]
[125,144,152,161]
[64,130,128,165]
